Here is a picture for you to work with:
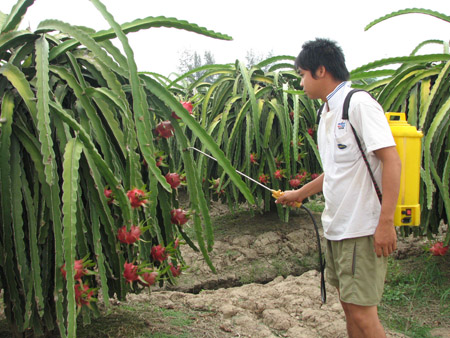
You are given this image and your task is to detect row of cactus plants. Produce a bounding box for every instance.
[0,0,254,336]
[160,58,323,221]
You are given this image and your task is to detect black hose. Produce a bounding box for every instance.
[301,205,326,304]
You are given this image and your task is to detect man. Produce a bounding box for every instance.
[275,38,401,338]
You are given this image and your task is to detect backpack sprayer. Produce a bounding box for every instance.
[385,112,423,226]
[317,89,424,227]
[188,147,327,304]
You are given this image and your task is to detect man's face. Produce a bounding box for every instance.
[297,67,321,100]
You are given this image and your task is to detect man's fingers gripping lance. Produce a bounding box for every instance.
[272,190,302,208]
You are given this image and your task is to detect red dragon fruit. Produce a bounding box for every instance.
[123,262,139,283]
[289,178,302,188]
[170,208,189,226]
[151,244,168,263]
[139,270,158,287]
[274,169,285,180]
[104,187,114,204]
[295,171,307,180]
[74,282,95,308]
[127,188,148,208]
[259,174,270,184]
[61,259,88,281]
[155,121,175,139]
[430,242,449,256]
[117,225,142,245]
[174,238,180,250]
[169,262,182,277]
[165,172,181,189]
[172,101,194,119]
[250,153,258,164]
[154,151,167,167]
[310,173,319,180]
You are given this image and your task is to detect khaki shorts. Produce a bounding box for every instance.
[325,236,388,306]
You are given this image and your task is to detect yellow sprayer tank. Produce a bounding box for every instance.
[385,113,423,226]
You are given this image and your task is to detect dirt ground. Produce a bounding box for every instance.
[117,201,444,338]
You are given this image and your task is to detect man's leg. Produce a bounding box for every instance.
[340,301,386,338]
[329,237,389,338]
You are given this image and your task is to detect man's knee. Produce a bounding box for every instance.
[341,302,379,325]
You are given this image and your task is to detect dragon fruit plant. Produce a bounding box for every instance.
[0,1,256,336]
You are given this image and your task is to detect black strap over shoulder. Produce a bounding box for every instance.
[315,87,382,204]
[344,89,382,204]
[316,103,325,124]
[316,88,368,124]
[342,89,367,120]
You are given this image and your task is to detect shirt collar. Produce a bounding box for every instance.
[326,81,350,112]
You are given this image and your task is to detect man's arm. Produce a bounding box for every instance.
[373,146,402,257]
[275,173,324,207]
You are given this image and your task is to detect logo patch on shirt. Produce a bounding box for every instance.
[337,144,347,149]
[337,121,346,130]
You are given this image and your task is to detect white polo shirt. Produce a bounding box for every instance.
[317,82,396,240]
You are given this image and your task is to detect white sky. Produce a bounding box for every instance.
[2,0,450,76]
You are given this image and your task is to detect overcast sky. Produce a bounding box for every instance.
[2,0,450,76]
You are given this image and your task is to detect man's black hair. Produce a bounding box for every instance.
[295,38,349,81]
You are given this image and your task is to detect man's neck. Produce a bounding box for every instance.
[321,80,343,103]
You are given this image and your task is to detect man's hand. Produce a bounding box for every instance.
[274,189,303,207]
[372,146,401,257]
[373,221,397,257]
[275,173,324,208]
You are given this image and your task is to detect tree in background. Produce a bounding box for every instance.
[245,49,274,71]
[177,49,217,82]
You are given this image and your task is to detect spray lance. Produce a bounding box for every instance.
[188,147,326,303]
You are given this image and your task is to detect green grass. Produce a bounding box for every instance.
[239,260,266,284]
[66,302,197,338]
[303,194,325,213]
[379,253,450,337]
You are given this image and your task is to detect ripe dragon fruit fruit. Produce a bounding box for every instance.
[289,178,302,188]
[165,172,181,189]
[259,174,270,184]
[139,270,158,287]
[169,262,182,277]
[123,262,139,283]
[250,153,258,164]
[172,101,194,119]
[295,171,307,180]
[170,208,189,226]
[61,259,88,281]
[117,225,142,245]
[104,187,114,204]
[155,121,175,139]
[74,282,95,308]
[274,169,285,180]
[151,244,168,263]
[430,242,449,256]
[126,188,148,208]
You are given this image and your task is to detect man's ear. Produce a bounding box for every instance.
[316,65,327,78]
